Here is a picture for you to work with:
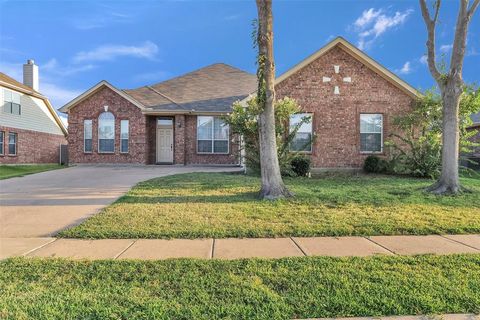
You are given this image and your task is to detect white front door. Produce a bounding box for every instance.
[156,127,173,163]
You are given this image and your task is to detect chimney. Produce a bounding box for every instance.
[23,59,39,91]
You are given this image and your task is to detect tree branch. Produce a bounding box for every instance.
[468,0,480,18]
[450,0,470,81]
[419,0,443,82]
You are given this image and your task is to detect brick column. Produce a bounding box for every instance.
[174,115,186,165]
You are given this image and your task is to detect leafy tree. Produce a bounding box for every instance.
[226,96,312,176]
[388,85,480,178]
[419,0,479,194]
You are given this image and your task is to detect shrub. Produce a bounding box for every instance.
[291,156,311,177]
[363,155,387,173]
[387,85,480,179]
[225,96,313,176]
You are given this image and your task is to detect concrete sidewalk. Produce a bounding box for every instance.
[1,234,479,260]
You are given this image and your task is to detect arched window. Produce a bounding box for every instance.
[98,112,115,153]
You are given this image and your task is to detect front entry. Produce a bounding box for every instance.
[156,118,174,164]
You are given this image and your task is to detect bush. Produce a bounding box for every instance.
[291,156,311,177]
[387,85,480,179]
[225,96,313,177]
[363,155,387,173]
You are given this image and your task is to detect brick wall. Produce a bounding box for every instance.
[276,45,415,168]
[0,126,66,164]
[67,86,148,164]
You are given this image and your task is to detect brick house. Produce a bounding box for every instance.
[1,61,68,164]
[60,37,420,168]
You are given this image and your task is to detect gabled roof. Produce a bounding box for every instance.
[276,37,421,99]
[59,80,146,113]
[61,63,257,115]
[125,63,257,113]
[0,72,68,136]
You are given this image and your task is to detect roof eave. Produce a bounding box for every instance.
[276,36,422,99]
[59,81,146,113]
[0,80,68,136]
[142,110,231,116]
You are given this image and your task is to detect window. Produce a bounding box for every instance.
[360,114,383,153]
[0,131,4,155]
[290,113,313,152]
[3,89,21,115]
[157,118,173,126]
[8,132,17,155]
[98,112,115,153]
[197,116,229,153]
[120,120,129,153]
[84,120,92,153]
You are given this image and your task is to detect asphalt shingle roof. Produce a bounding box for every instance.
[124,63,256,113]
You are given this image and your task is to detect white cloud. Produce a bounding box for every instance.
[419,55,428,65]
[0,60,83,109]
[41,82,82,109]
[354,8,382,28]
[352,8,413,50]
[396,61,412,75]
[73,41,159,63]
[42,58,96,76]
[71,10,133,30]
[440,44,453,53]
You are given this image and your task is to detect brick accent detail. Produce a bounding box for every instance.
[67,86,148,164]
[184,115,239,165]
[0,126,66,164]
[276,46,415,168]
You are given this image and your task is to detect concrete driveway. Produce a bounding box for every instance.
[0,165,241,238]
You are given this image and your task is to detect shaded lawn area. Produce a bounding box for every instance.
[60,172,480,239]
[1,255,479,320]
[0,164,65,180]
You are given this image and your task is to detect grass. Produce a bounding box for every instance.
[0,255,479,319]
[60,172,480,239]
[0,164,65,179]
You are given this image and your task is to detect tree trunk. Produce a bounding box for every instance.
[256,0,291,199]
[419,0,479,194]
[428,82,461,194]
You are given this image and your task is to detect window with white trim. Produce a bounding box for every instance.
[197,116,229,154]
[0,131,4,155]
[3,89,21,115]
[8,132,17,155]
[120,120,129,153]
[360,114,383,153]
[289,113,313,152]
[84,120,92,153]
[98,112,115,153]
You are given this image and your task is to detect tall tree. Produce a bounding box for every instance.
[419,0,479,194]
[255,0,292,199]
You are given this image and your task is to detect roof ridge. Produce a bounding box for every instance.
[138,63,254,89]
[145,85,185,110]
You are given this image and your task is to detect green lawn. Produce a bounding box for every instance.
[1,255,479,320]
[0,164,65,179]
[60,172,480,239]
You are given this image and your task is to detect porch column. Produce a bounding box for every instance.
[174,115,186,165]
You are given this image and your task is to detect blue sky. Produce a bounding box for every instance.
[1,0,479,115]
